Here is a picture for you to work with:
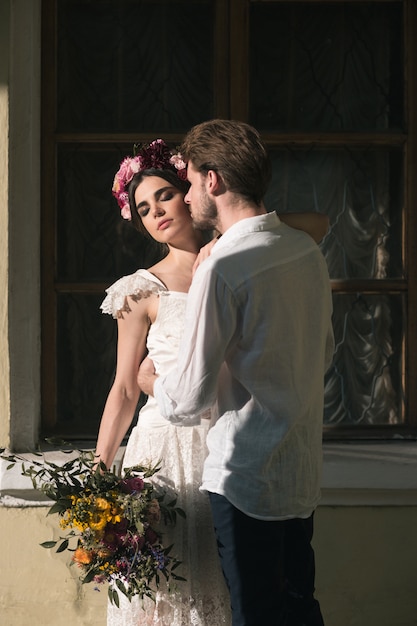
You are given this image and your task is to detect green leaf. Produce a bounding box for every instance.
[164,543,174,556]
[115,578,127,595]
[47,501,66,515]
[111,589,120,608]
[56,539,69,553]
[82,569,96,584]
[40,541,57,549]
[171,560,183,571]
[98,460,108,473]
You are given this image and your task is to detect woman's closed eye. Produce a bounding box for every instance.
[136,187,178,218]
[138,206,150,218]
[160,190,174,202]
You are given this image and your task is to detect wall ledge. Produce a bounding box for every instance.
[1,441,417,507]
[321,441,417,506]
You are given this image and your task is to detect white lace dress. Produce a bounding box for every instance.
[101,270,231,626]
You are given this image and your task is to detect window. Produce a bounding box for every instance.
[41,0,417,441]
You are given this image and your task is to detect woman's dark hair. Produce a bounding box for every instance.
[127,168,190,236]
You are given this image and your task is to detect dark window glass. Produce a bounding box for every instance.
[57,144,162,282]
[267,147,403,279]
[57,0,214,132]
[250,2,403,131]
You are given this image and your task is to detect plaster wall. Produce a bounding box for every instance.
[1,505,416,626]
[0,0,42,453]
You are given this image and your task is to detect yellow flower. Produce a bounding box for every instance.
[60,512,70,528]
[90,511,108,531]
[95,497,110,511]
[108,505,122,524]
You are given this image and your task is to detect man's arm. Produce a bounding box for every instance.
[139,260,235,425]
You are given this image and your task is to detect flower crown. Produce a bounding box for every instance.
[112,139,187,220]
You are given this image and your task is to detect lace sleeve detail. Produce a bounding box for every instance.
[100,269,165,319]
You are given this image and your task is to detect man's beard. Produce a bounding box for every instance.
[191,187,218,231]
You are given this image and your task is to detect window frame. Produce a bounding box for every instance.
[40,0,417,440]
[40,0,230,436]
[229,0,417,438]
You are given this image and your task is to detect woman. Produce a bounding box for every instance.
[96,139,328,625]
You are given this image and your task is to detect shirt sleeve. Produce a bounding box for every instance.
[153,260,236,425]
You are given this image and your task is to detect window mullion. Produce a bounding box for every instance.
[405,0,417,430]
[41,0,58,431]
[230,0,249,120]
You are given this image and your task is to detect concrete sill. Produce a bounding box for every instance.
[321,441,417,505]
[1,441,417,507]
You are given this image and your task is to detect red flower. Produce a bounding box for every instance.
[145,527,159,546]
[120,477,144,494]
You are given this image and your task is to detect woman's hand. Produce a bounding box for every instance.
[192,236,220,275]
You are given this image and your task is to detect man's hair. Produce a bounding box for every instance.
[180,119,271,206]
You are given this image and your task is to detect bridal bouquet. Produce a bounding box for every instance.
[1,449,185,606]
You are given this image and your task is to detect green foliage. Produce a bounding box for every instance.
[1,448,185,605]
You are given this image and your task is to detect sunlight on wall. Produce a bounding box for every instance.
[0,34,10,445]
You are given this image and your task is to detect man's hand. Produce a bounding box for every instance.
[138,357,158,397]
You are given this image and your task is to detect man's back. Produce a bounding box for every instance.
[196,213,334,519]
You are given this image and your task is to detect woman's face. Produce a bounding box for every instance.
[134,175,197,245]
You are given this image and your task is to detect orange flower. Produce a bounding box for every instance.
[73,547,94,565]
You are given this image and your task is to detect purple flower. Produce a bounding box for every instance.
[120,477,145,494]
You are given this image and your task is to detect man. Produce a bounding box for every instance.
[138,119,334,625]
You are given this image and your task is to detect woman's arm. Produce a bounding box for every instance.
[95,297,151,469]
[279,212,329,243]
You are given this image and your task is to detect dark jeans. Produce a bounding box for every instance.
[209,492,325,626]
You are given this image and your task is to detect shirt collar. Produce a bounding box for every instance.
[213,212,281,251]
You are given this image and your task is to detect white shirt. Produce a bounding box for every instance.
[154,212,334,520]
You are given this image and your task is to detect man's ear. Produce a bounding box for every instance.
[206,169,225,195]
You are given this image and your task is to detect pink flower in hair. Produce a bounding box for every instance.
[120,201,131,220]
[169,153,187,180]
